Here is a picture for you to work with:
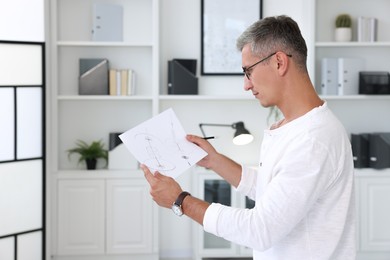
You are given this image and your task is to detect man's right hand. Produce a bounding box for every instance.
[186,134,243,188]
[186,134,218,170]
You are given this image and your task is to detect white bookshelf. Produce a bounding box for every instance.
[49,0,159,259]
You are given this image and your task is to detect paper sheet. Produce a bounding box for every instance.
[119,108,207,178]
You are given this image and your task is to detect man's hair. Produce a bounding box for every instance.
[236,15,308,72]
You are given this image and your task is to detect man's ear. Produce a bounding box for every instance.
[275,52,288,75]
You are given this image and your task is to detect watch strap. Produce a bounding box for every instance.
[174,191,191,207]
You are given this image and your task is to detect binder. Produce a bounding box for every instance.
[351,133,370,168]
[320,58,338,95]
[92,3,123,42]
[337,58,364,95]
[109,132,123,150]
[79,58,109,95]
[369,133,390,169]
[168,59,198,95]
[359,71,390,94]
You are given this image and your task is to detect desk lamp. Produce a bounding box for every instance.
[199,121,254,145]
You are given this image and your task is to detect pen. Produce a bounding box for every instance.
[203,136,215,140]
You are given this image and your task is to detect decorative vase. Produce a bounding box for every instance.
[335,28,352,42]
[86,158,97,170]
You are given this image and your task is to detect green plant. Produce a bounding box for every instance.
[267,106,282,126]
[67,140,108,166]
[335,14,352,28]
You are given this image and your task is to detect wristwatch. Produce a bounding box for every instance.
[172,191,191,216]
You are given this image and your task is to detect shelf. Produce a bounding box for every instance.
[320,95,390,100]
[158,95,254,101]
[160,95,390,101]
[315,42,390,47]
[354,168,390,177]
[57,41,154,47]
[55,169,143,179]
[58,95,154,101]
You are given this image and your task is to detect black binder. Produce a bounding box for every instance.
[351,133,370,168]
[369,133,390,169]
[168,59,198,95]
[359,71,390,94]
[109,132,123,151]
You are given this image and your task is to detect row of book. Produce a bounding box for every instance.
[357,16,377,42]
[320,57,364,96]
[78,58,136,96]
[109,69,136,96]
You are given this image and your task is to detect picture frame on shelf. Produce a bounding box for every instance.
[201,0,262,75]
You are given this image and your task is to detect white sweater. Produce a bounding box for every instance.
[203,102,356,259]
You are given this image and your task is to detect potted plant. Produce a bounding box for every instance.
[335,14,352,42]
[67,140,108,170]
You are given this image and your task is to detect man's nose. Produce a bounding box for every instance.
[243,76,252,91]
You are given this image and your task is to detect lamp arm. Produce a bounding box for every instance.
[199,123,233,137]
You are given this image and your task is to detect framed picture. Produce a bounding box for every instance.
[201,0,262,75]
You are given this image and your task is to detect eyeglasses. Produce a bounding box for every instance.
[242,52,292,80]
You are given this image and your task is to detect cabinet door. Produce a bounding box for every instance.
[57,179,105,255]
[359,177,390,251]
[106,179,153,254]
[197,174,236,257]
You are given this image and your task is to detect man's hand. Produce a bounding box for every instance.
[141,164,182,208]
[186,134,219,170]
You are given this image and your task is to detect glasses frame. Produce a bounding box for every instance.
[242,52,292,80]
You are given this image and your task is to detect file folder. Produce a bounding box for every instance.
[79,58,109,95]
[369,133,390,169]
[168,59,198,95]
[351,133,370,168]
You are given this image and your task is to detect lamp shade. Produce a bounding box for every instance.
[232,122,254,145]
[199,121,254,145]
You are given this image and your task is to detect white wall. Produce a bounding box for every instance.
[159,0,311,258]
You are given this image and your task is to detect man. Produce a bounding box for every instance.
[141,15,356,259]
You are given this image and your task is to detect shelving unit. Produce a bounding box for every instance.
[48,0,390,259]
[311,0,390,134]
[49,0,159,259]
[314,0,390,91]
[315,1,390,259]
[51,0,160,171]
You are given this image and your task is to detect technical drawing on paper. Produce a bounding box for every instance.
[119,108,207,179]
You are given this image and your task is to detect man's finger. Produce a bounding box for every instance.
[141,164,155,184]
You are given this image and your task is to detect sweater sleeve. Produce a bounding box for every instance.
[236,164,258,200]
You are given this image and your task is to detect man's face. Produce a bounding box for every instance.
[241,44,278,108]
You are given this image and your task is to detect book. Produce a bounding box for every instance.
[358,16,377,42]
[120,69,128,95]
[108,68,136,96]
[127,69,136,95]
[109,69,117,95]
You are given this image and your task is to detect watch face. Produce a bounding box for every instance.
[172,204,183,216]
